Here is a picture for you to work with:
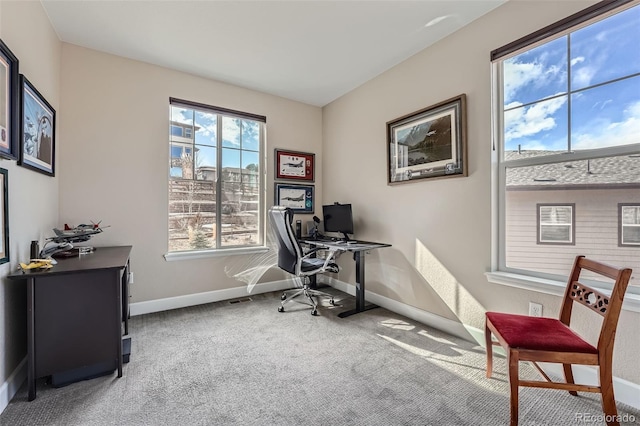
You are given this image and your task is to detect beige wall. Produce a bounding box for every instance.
[58,44,324,303]
[0,0,61,395]
[322,0,640,384]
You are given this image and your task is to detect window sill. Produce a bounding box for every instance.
[164,246,269,261]
[485,271,640,313]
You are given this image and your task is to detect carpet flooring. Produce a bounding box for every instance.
[1,288,639,426]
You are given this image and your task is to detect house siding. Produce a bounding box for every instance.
[506,188,640,286]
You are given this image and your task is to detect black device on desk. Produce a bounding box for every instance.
[323,202,354,242]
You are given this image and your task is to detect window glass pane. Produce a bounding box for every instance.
[241,120,260,151]
[168,180,216,252]
[622,206,640,245]
[622,206,640,225]
[571,6,640,91]
[193,145,216,181]
[171,106,193,126]
[623,227,640,244]
[170,125,183,137]
[222,117,241,148]
[504,153,639,283]
[504,96,568,157]
[540,225,571,242]
[571,75,640,151]
[170,167,182,178]
[540,206,571,224]
[503,36,567,108]
[241,150,259,170]
[170,145,183,158]
[194,111,216,147]
[222,147,240,169]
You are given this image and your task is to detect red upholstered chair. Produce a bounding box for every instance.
[485,255,632,426]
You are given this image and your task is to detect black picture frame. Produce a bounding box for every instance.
[0,38,19,160]
[275,183,314,214]
[0,168,9,265]
[387,94,467,184]
[19,75,55,176]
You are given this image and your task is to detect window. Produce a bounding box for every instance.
[168,98,265,253]
[492,2,640,290]
[620,204,640,246]
[538,204,574,244]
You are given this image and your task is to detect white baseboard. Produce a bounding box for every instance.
[0,357,26,415]
[129,280,293,316]
[325,277,640,411]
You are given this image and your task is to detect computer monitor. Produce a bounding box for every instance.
[322,203,354,241]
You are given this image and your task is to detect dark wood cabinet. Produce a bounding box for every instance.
[8,246,132,401]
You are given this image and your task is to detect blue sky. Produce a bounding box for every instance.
[503,5,639,153]
[171,107,259,169]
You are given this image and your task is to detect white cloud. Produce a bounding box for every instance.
[572,66,597,88]
[505,96,567,141]
[503,61,544,104]
[570,56,585,67]
[573,101,640,149]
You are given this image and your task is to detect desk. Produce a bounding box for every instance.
[7,246,132,401]
[300,238,391,318]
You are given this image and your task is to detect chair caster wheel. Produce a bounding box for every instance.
[281,294,287,300]
[278,306,284,313]
[311,310,318,316]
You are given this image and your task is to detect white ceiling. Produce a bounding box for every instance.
[41,0,506,107]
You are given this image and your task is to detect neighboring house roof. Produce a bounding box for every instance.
[505,150,640,189]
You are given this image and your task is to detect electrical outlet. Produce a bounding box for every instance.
[529,302,543,317]
[129,272,134,283]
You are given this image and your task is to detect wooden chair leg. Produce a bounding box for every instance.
[485,321,493,378]
[508,350,519,426]
[562,363,578,396]
[599,365,619,426]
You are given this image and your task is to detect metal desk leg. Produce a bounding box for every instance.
[338,251,379,318]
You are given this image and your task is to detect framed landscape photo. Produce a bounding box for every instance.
[387,94,467,185]
[275,149,314,182]
[0,38,19,160]
[275,183,314,214]
[0,168,9,265]
[19,75,55,176]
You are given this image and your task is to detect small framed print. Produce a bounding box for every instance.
[0,38,19,160]
[19,75,56,176]
[275,183,314,214]
[275,149,314,182]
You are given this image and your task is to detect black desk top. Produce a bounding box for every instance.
[7,246,132,279]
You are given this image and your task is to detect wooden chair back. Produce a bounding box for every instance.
[560,255,633,356]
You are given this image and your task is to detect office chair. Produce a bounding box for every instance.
[485,255,632,426]
[269,206,341,316]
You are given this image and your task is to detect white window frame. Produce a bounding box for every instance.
[165,98,268,260]
[487,1,640,311]
[620,204,640,247]
[537,204,575,245]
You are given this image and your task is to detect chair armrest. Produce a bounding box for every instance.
[301,247,342,271]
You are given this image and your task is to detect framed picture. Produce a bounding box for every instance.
[19,75,55,176]
[0,39,19,160]
[0,168,9,265]
[275,149,314,182]
[387,94,467,184]
[275,183,314,214]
